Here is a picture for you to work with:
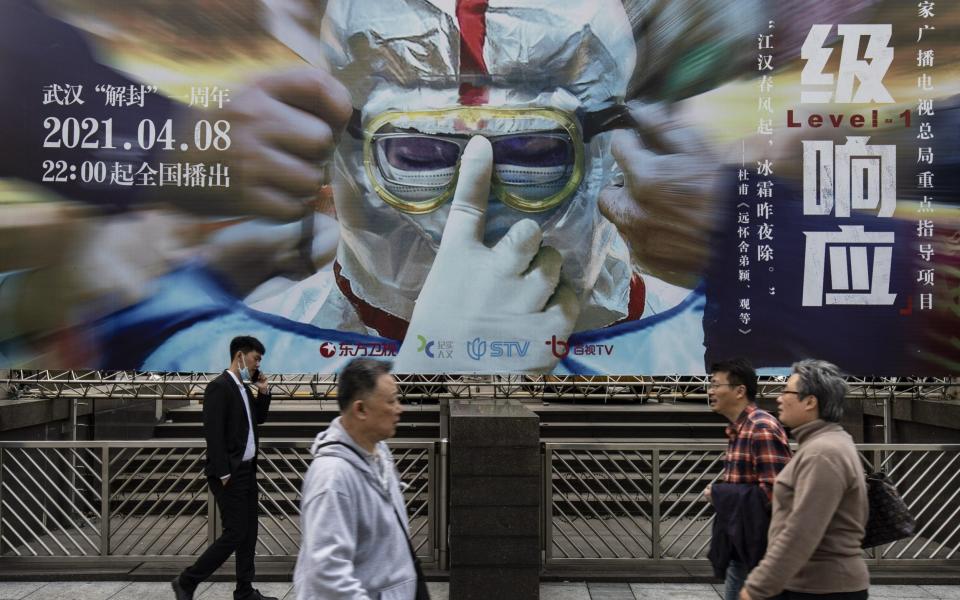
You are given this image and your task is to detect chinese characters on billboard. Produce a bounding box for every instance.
[0,0,956,374]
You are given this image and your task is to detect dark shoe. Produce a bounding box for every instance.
[171,577,193,600]
[234,590,278,600]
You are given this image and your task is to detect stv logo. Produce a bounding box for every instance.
[466,338,530,360]
[466,338,487,361]
[489,341,530,357]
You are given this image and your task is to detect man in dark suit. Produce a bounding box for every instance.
[173,336,277,600]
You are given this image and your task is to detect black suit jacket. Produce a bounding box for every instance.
[202,371,272,478]
[707,483,771,578]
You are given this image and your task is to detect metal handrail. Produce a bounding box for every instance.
[3,440,959,569]
[544,442,960,566]
[0,439,440,565]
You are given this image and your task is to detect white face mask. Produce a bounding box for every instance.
[238,353,251,382]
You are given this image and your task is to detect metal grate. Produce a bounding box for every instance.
[545,443,960,566]
[859,445,960,561]
[0,446,103,557]
[0,440,439,565]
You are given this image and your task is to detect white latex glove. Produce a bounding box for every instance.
[394,137,581,374]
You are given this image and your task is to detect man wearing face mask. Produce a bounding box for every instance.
[172,336,277,600]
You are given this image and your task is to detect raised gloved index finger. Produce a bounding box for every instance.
[438,136,493,250]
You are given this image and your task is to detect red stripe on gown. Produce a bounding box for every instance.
[456,0,489,105]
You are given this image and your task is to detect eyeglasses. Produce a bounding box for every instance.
[779,390,801,397]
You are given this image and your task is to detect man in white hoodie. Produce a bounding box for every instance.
[294,358,425,599]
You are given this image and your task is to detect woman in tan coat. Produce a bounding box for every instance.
[740,359,869,600]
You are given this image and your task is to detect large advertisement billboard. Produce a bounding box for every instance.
[0,0,957,374]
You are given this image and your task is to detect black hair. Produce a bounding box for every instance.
[229,335,266,361]
[337,358,393,412]
[710,357,758,402]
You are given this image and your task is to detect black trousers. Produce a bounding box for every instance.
[774,591,869,599]
[180,461,258,595]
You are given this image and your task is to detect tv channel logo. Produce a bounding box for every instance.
[466,338,487,360]
[466,338,531,360]
[545,335,614,359]
[416,335,453,359]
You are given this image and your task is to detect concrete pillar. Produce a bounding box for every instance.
[448,399,540,600]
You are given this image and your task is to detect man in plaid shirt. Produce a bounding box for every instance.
[705,357,791,600]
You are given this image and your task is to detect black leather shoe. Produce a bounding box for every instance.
[171,577,193,600]
[235,590,278,600]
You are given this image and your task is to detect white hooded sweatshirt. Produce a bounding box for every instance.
[295,417,417,600]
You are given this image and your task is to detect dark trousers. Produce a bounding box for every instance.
[774,591,869,599]
[180,461,258,596]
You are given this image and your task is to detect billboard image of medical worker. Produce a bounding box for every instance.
[1,0,957,375]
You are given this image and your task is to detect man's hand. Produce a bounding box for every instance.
[200,213,340,295]
[394,137,581,373]
[703,483,712,504]
[168,66,352,221]
[599,103,722,289]
[221,475,231,487]
[738,588,753,600]
[254,370,269,396]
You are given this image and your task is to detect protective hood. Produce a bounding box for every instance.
[323,0,637,331]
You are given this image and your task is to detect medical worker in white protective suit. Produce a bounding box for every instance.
[143,0,707,374]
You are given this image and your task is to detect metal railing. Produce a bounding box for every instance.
[3,439,959,571]
[4,371,957,402]
[0,440,444,566]
[544,442,960,567]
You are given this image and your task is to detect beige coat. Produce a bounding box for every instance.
[744,419,869,598]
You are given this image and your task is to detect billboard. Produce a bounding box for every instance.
[0,0,957,374]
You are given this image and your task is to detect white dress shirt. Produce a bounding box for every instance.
[226,370,257,463]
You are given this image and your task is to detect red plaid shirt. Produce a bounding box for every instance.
[722,404,792,501]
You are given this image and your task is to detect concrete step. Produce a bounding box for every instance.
[153,421,441,439]
[162,403,440,423]
[539,422,724,438]
[155,401,729,441]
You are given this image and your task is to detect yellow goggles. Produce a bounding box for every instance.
[361,107,586,214]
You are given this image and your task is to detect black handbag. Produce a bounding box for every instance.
[861,471,916,548]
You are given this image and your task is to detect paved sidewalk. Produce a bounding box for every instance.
[2,582,960,599]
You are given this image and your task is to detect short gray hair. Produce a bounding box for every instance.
[792,359,848,422]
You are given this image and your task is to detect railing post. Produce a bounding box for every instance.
[542,444,552,565]
[651,448,661,560]
[439,398,449,440]
[208,474,217,546]
[100,446,110,556]
[437,439,448,570]
[70,398,79,441]
[883,394,894,444]
[0,447,4,555]
[871,448,883,564]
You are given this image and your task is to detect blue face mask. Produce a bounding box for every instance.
[238,353,251,382]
